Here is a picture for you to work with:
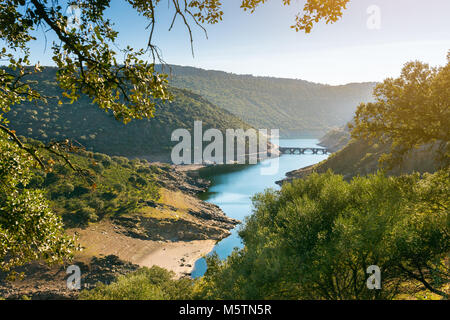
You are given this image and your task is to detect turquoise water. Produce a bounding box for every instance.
[191,139,329,278]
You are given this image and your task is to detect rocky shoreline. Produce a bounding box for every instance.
[275,164,316,186]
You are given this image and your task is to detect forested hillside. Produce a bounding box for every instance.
[281,139,442,184]
[318,126,351,152]
[6,67,252,157]
[282,125,441,183]
[157,65,376,137]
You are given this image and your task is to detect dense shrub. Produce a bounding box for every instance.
[88,198,104,211]
[28,175,45,188]
[93,153,108,161]
[112,156,128,165]
[112,183,125,193]
[64,198,85,212]
[88,162,104,174]
[101,158,113,168]
[59,182,75,195]
[130,159,140,167]
[135,176,147,186]
[79,266,194,300]
[44,172,59,186]
[54,164,71,175]
[137,167,152,174]
[77,207,98,223]
[72,185,90,196]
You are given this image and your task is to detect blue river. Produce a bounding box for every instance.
[191,139,329,278]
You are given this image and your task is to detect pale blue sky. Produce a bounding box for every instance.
[27,0,450,85]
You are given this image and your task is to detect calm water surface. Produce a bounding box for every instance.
[191,139,329,278]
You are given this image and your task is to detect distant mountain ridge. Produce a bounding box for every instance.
[157,64,377,137]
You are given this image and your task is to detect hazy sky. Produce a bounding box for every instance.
[27,0,450,85]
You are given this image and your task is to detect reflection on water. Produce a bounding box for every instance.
[191,139,329,278]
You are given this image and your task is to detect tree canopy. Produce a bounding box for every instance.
[350,54,450,169]
[0,131,77,273]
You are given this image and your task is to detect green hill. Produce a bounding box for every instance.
[5,67,252,158]
[157,65,376,137]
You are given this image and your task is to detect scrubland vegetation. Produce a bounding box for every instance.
[21,136,162,227]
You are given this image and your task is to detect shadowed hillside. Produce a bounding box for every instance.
[5,67,252,158]
[280,137,441,184]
